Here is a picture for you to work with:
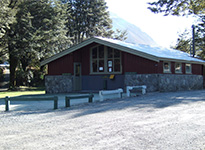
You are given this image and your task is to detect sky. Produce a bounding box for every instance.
[105,0,196,48]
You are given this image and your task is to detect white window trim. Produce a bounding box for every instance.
[175,63,182,74]
[90,45,122,74]
[163,62,171,73]
[185,63,192,74]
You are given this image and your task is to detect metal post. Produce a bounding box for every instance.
[192,25,195,57]
[5,96,10,111]
[65,97,70,107]
[88,94,93,103]
[54,96,58,109]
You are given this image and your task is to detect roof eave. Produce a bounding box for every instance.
[160,57,205,65]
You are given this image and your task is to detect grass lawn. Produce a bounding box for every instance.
[0,86,45,99]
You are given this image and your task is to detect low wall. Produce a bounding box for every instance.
[125,74,159,92]
[158,74,203,92]
[125,74,203,92]
[45,75,73,94]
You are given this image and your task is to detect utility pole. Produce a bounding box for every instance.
[192,25,195,57]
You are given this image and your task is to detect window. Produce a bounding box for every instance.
[163,62,171,73]
[91,45,121,74]
[175,63,182,73]
[185,64,192,74]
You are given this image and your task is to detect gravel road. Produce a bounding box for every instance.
[0,90,205,150]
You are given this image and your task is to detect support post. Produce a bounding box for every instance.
[54,96,58,109]
[65,97,70,107]
[192,25,195,57]
[5,96,10,111]
[89,94,93,103]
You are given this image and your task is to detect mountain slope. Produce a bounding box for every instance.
[111,13,157,46]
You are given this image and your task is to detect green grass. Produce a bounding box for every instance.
[0,86,45,99]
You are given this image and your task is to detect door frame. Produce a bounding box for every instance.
[73,62,82,91]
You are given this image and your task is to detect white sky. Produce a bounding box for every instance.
[105,0,196,48]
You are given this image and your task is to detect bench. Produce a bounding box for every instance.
[65,94,94,107]
[126,85,147,97]
[99,88,123,101]
[4,96,58,111]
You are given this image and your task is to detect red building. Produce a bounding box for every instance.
[41,37,205,93]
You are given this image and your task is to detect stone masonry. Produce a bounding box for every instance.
[45,75,73,94]
[125,74,203,92]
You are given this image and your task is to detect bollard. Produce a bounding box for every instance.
[54,96,58,109]
[5,96,10,111]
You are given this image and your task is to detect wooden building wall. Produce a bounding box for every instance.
[122,52,159,74]
[47,43,204,76]
[48,54,73,75]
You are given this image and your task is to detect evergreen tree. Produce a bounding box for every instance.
[148,0,205,60]
[0,0,16,57]
[0,0,16,39]
[5,0,70,89]
[148,0,205,16]
[173,30,191,53]
[195,15,205,59]
[64,0,125,45]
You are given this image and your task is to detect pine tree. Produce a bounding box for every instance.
[65,0,115,45]
[0,0,16,57]
[194,15,205,59]
[148,0,205,60]
[148,0,205,16]
[6,0,71,89]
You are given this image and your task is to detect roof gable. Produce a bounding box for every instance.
[41,37,205,66]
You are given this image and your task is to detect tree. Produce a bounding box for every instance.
[5,0,71,89]
[64,0,126,45]
[0,0,16,39]
[148,0,205,16]
[148,0,205,60]
[173,30,191,53]
[0,0,16,58]
[194,15,205,59]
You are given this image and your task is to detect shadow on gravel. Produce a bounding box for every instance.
[1,90,204,117]
[71,90,205,118]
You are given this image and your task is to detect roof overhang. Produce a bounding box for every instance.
[160,58,205,65]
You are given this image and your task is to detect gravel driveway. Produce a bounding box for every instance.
[0,90,205,150]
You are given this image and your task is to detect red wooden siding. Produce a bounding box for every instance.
[122,52,158,74]
[172,62,176,74]
[47,42,204,76]
[182,63,185,74]
[48,54,73,75]
[192,64,203,75]
[47,43,96,76]
[81,47,90,75]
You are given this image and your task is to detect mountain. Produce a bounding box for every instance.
[110,13,157,46]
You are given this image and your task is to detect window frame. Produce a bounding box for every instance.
[163,62,171,73]
[175,63,182,74]
[90,45,122,74]
[185,63,192,74]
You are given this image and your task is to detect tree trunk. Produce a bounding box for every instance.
[9,54,18,90]
[8,40,19,90]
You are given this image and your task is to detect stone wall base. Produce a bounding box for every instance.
[45,74,203,93]
[45,75,73,94]
[125,74,203,92]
